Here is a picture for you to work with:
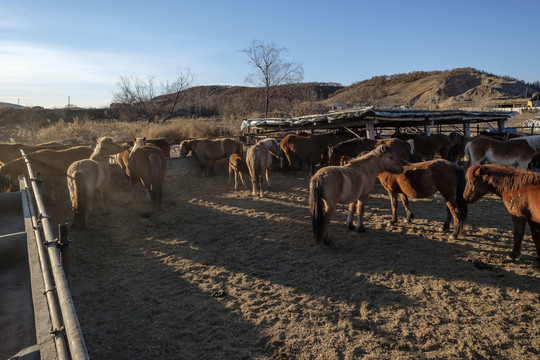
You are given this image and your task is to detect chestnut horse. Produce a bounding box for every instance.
[464,164,540,267]
[128,138,167,209]
[67,137,125,229]
[281,132,350,174]
[179,138,243,176]
[378,159,468,239]
[309,145,403,244]
[464,135,540,170]
[328,137,411,165]
[0,146,93,199]
[0,141,70,164]
[228,154,250,190]
[392,132,452,161]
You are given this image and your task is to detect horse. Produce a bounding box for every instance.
[378,159,468,239]
[280,132,350,174]
[309,145,403,244]
[228,154,250,190]
[0,141,71,164]
[66,137,125,229]
[448,131,469,163]
[179,138,243,176]
[464,164,540,267]
[328,137,411,165]
[246,141,274,197]
[0,174,11,193]
[127,138,167,209]
[0,146,94,199]
[464,135,540,170]
[392,132,452,161]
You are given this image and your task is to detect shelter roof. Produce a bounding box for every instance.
[241,107,514,133]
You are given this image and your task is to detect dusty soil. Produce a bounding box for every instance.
[46,167,540,360]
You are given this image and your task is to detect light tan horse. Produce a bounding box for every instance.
[0,146,93,199]
[246,141,273,197]
[0,141,71,164]
[309,145,403,244]
[464,135,540,170]
[180,138,243,176]
[66,137,125,229]
[228,154,250,190]
[127,137,167,209]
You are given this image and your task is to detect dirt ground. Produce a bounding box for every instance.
[45,166,540,360]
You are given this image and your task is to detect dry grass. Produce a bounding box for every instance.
[5,116,244,144]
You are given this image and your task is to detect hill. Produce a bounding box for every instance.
[325,68,537,110]
[0,102,23,109]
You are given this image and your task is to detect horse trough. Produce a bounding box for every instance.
[0,151,89,360]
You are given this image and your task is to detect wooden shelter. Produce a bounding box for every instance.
[241,107,514,140]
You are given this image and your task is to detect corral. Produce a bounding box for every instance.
[40,160,539,359]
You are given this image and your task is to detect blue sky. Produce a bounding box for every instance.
[1,0,539,108]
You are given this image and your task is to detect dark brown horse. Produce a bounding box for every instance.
[464,164,540,267]
[328,137,411,165]
[281,132,350,174]
[309,145,403,244]
[378,159,468,239]
[392,132,452,161]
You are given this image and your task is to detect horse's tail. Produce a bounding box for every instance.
[149,153,162,209]
[309,176,325,243]
[454,165,468,235]
[71,171,86,229]
[406,139,417,162]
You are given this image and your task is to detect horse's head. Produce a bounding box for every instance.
[98,137,125,156]
[377,145,403,174]
[327,146,341,166]
[464,164,490,203]
[179,140,191,157]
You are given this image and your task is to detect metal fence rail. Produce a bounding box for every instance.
[20,149,89,360]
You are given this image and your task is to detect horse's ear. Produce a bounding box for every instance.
[473,165,483,176]
[143,137,146,141]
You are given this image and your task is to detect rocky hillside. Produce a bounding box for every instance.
[325,68,537,110]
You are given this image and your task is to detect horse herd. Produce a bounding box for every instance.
[0,129,539,267]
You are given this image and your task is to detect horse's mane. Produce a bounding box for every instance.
[469,164,540,193]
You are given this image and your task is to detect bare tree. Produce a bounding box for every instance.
[112,68,195,122]
[241,40,303,116]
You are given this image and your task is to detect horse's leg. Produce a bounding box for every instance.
[388,191,399,225]
[347,202,356,230]
[101,182,110,215]
[239,172,247,189]
[399,193,413,223]
[323,203,336,245]
[355,197,368,232]
[509,215,527,261]
[528,221,540,267]
[265,168,271,188]
[444,199,460,238]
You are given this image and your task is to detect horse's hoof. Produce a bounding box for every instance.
[387,221,397,226]
[348,223,355,230]
[406,219,413,224]
[448,234,458,240]
[507,253,520,261]
[357,226,366,233]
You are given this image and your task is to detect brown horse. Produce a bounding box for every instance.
[0,141,71,164]
[246,141,274,197]
[127,138,167,209]
[0,174,11,193]
[228,154,250,190]
[464,164,540,267]
[309,145,403,244]
[328,137,411,165]
[378,159,468,239]
[464,135,540,170]
[67,137,125,229]
[392,132,452,161]
[0,146,93,199]
[448,131,469,163]
[179,138,243,176]
[281,132,350,174]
